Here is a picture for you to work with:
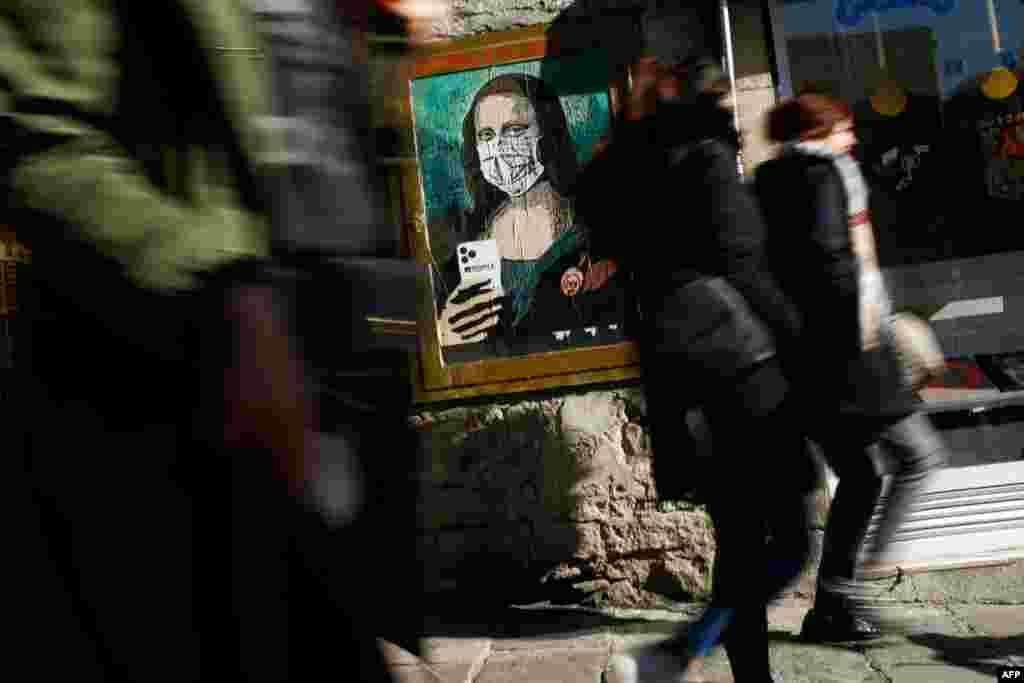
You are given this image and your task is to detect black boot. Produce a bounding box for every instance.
[799,582,881,643]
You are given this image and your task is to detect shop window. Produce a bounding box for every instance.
[764,1,1024,481]
[767,0,1023,267]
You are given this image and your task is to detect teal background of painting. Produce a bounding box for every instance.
[411,51,613,231]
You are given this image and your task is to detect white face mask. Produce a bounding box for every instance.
[474,93,546,197]
[477,133,545,197]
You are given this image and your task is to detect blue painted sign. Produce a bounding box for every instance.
[835,0,957,27]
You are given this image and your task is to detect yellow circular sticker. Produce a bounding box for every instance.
[870,79,908,117]
[981,67,1019,100]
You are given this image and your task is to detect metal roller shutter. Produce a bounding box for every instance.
[861,462,1024,575]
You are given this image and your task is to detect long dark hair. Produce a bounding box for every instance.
[462,74,578,225]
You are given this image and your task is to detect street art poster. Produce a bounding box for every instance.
[409,42,632,366]
[398,29,642,398]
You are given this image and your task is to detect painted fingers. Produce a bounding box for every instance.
[439,279,503,345]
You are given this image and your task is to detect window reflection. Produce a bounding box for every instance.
[772,0,1022,266]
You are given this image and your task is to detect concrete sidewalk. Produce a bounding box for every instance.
[383,599,1023,683]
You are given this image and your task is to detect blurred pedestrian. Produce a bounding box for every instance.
[6,0,444,680]
[580,56,816,683]
[238,0,446,679]
[755,93,950,642]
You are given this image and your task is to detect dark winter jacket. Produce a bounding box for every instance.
[578,96,802,362]
[754,151,918,414]
[574,96,804,502]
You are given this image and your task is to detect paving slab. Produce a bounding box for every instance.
[890,636,1017,679]
[490,632,612,653]
[390,661,472,683]
[381,638,492,665]
[384,637,492,683]
[952,605,1024,638]
[608,623,695,653]
[382,592,1023,683]
[860,606,1006,683]
[886,561,1024,604]
[767,640,885,683]
[939,605,1024,669]
[420,637,494,665]
[859,659,993,683]
[473,648,608,683]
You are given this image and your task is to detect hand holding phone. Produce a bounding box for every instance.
[438,239,503,346]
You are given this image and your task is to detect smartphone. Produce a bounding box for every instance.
[456,239,503,295]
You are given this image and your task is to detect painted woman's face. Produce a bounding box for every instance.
[474,93,545,197]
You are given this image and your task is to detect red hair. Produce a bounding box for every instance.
[766,94,853,143]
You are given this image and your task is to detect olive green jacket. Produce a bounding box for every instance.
[1,0,279,291]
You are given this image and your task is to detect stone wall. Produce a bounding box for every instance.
[413,389,719,607]
[412,388,828,607]
[439,0,576,35]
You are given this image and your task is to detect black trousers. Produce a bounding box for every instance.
[645,357,817,681]
[809,410,949,590]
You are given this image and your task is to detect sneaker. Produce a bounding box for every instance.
[605,640,702,683]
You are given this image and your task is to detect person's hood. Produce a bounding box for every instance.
[651,94,741,151]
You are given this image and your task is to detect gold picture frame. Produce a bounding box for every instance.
[388,26,642,403]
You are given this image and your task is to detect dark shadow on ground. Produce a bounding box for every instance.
[416,602,863,646]
[415,600,973,666]
[902,633,1024,679]
[416,601,700,640]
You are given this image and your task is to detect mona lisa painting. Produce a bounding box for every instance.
[405,27,639,398]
